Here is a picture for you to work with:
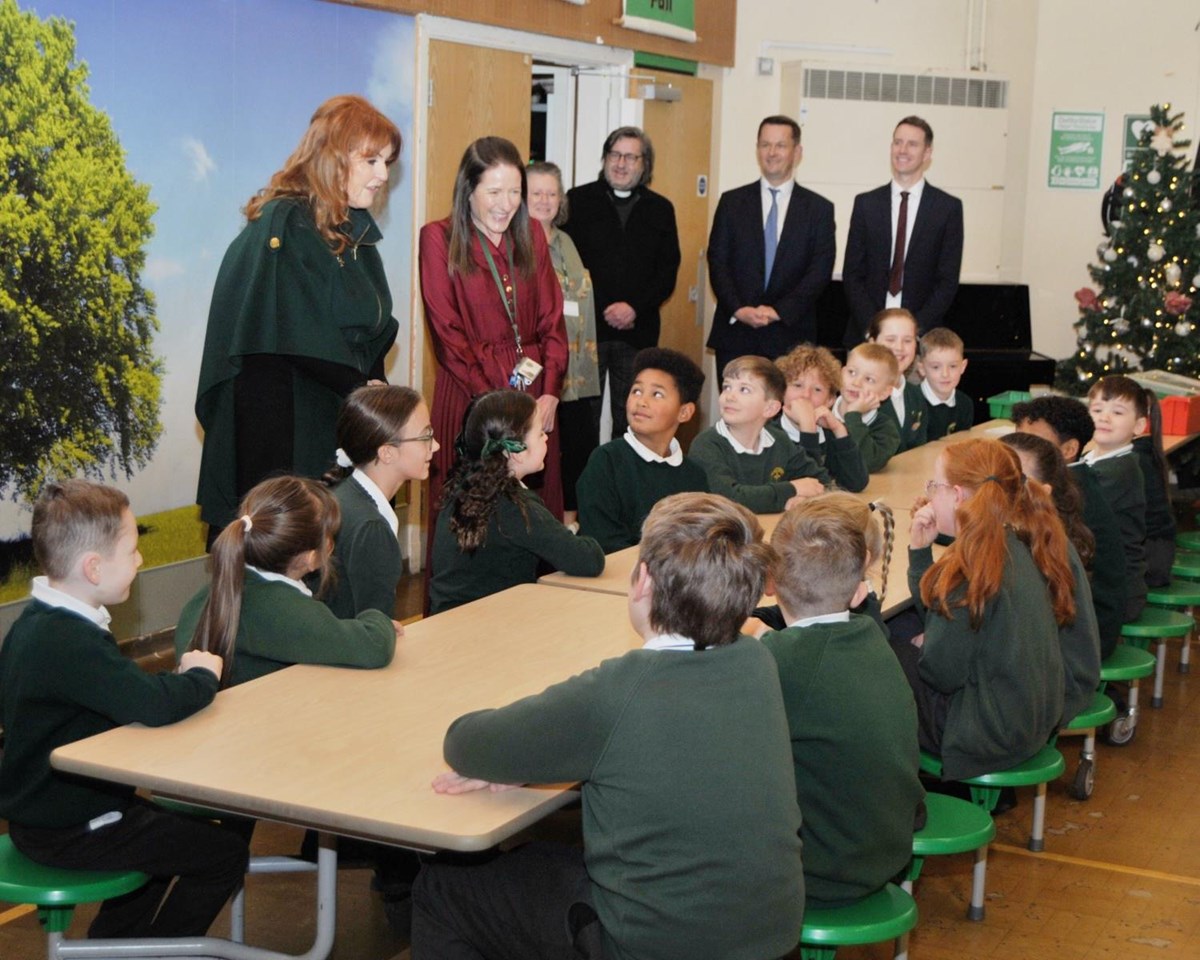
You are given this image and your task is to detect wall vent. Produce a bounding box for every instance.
[803,69,1007,110]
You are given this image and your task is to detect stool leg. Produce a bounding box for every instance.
[1181,608,1193,673]
[968,843,989,921]
[895,930,910,960]
[1029,782,1048,852]
[1152,639,1167,708]
[230,882,246,942]
[46,929,62,960]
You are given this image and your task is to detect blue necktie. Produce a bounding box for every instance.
[764,188,779,284]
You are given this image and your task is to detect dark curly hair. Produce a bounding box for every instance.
[441,390,537,552]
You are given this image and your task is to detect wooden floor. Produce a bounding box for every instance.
[4,597,1200,958]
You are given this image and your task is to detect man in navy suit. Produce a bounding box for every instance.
[706,115,835,376]
[842,116,964,346]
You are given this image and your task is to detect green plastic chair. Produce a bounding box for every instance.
[920,745,1065,852]
[798,882,918,960]
[905,792,995,920]
[1059,691,1118,800]
[0,834,148,955]
[1120,605,1193,708]
[1145,579,1200,677]
[1171,550,1200,580]
[1099,643,1158,745]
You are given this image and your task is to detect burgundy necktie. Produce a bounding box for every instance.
[889,190,910,297]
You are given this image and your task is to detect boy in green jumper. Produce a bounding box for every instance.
[834,343,902,472]
[576,347,710,551]
[762,498,924,907]
[918,327,975,440]
[411,493,805,960]
[0,480,247,938]
[690,355,831,512]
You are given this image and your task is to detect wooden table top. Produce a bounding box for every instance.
[53,585,640,852]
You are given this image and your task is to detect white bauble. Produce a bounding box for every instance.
[1148,243,1166,262]
[1104,247,1118,263]
[1165,262,1182,285]
[1161,198,1173,212]
[1148,170,1163,185]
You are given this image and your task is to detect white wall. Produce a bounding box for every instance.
[710,0,1200,361]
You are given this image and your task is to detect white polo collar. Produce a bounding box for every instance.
[624,429,684,466]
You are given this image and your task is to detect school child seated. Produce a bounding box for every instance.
[690,355,831,513]
[576,347,710,552]
[749,493,894,634]
[1002,432,1103,725]
[411,492,804,960]
[760,497,924,908]
[176,475,399,686]
[430,390,604,613]
[1089,379,1175,587]
[918,327,975,439]
[0,480,247,939]
[869,308,927,450]
[775,344,869,492]
[900,439,1067,779]
[1012,396,1129,654]
[322,385,438,618]
[834,342,902,472]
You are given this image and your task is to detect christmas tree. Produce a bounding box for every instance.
[1056,103,1199,393]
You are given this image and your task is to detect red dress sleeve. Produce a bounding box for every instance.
[530,225,568,397]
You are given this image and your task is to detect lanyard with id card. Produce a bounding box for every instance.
[478,229,543,391]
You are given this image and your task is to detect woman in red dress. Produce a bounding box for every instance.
[420,137,568,530]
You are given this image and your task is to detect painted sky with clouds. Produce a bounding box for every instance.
[3,0,415,535]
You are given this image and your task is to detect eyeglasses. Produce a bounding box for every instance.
[925,480,954,496]
[389,429,436,447]
[606,150,643,165]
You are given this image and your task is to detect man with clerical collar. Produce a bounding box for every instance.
[563,126,681,436]
[842,115,964,345]
[706,114,836,375]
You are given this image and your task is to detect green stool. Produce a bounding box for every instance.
[1171,550,1200,580]
[1059,691,1118,800]
[1121,605,1193,708]
[1176,530,1200,552]
[798,882,918,960]
[1146,579,1200,677]
[1099,643,1158,745]
[905,792,995,920]
[0,834,148,958]
[920,745,1065,852]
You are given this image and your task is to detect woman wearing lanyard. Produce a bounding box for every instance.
[419,137,568,535]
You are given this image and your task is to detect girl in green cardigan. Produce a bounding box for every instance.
[178,476,399,689]
[903,438,1069,780]
[321,385,439,619]
[430,391,604,613]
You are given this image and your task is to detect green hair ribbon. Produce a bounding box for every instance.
[482,437,527,457]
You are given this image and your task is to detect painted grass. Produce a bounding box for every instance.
[0,505,207,605]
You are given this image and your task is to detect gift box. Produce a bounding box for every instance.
[1159,395,1200,435]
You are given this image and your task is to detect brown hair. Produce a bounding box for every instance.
[32,480,129,581]
[919,327,965,358]
[775,345,841,396]
[920,439,1075,629]
[757,115,801,144]
[189,476,340,688]
[244,95,401,254]
[447,137,534,277]
[637,493,773,650]
[601,126,655,186]
[526,160,568,226]
[442,390,536,552]
[869,307,919,343]
[1087,375,1169,502]
[722,355,787,403]
[323,385,424,485]
[1001,432,1096,568]
[771,498,867,617]
[895,115,934,145]
[848,342,901,382]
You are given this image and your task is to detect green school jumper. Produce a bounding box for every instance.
[430,487,605,613]
[689,423,830,513]
[797,430,869,492]
[175,570,396,687]
[762,616,924,907]
[576,438,710,552]
[840,407,901,473]
[0,602,218,828]
[881,381,928,451]
[1085,451,1148,621]
[1133,435,1176,586]
[442,638,805,960]
[1070,463,1128,658]
[923,389,975,441]
[324,476,402,618]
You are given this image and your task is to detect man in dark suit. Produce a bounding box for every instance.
[562,127,681,436]
[706,115,836,377]
[842,116,964,346]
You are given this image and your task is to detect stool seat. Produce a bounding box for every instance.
[1176,530,1200,552]
[919,745,1064,788]
[1146,580,1200,606]
[1100,644,1157,681]
[800,883,917,955]
[912,792,995,857]
[1120,607,1193,638]
[0,836,148,908]
[1171,551,1200,579]
[1063,691,1118,731]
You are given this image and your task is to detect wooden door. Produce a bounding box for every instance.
[639,72,713,446]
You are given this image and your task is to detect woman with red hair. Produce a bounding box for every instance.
[902,437,1071,781]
